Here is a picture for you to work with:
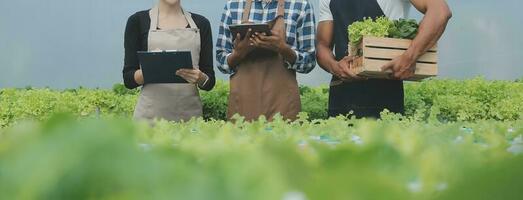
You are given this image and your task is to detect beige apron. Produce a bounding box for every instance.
[133,6,203,122]
[227,0,301,121]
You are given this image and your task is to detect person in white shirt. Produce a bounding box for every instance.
[316,0,452,118]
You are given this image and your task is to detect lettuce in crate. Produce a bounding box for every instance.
[347,17,419,55]
[388,18,419,40]
[348,17,393,47]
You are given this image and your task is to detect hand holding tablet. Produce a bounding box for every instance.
[137,51,193,84]
[229,24,272,40]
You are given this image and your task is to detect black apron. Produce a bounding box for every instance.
[328,0,405,119]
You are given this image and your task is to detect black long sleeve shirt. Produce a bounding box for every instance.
[122,10,216,91]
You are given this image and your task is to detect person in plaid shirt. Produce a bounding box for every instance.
[216,0,316,121]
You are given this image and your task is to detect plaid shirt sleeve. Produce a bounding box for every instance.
[289,1,316,74]
[216,3,235,74]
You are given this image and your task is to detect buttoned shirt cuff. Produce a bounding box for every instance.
[286,50,301,70]
[219,53,234,74]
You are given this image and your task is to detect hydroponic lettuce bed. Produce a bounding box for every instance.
[1,78,523,127]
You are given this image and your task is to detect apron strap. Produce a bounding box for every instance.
[242,0,285,24]
[183,10,198,29]
[149,5,159,31]
[149,5,198,30]
[241,0,253,24]
[276,0,285,17]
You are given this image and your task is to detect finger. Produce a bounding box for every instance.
[265,36,279,42]
[179,69,195,76]
[349,56,359,63]
[254,32,265,37]
[186,73,199,83]
[179,70,193,77]
[253,33,264,41]
[342,55,355,62]
[244,29,253,41]
[336,69,349,79]
[188,71,200,78]
[252,34,262,42]
[395,68,407,76]
[181,69,196,74]
[190,73,200,81]
[348,70,364,80]
[381,62,394,72]
[257,34,271,41]
[392,70,403,79]
[402,70,415,80]
[178,73,196,83]
[250,37,259,47]
[249,37,257,46]
[341,65,359,79]
[395,65,413,79]
[234,33,242,43]
[253,37,266,47]
[176,70,189,76]
[176,71,187,78]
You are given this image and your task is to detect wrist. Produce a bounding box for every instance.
[328,60,339,74]
[279,43,297,64]
[198,72,209,87]
[403,49,420,63]
[231,50,246,61]
[277,41,289,54]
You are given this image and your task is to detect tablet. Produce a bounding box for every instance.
[229,24,271,40]
[137,51,193,84]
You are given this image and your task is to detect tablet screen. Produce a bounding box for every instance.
[138,51,193,84]
[229,24,271,40]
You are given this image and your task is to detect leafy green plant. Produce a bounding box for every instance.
[1,78,523,127]
[348,17,420,46]
[0,115,522,199]
[112,83,139,95]
[348,16,393,46]
[388,19,419,39]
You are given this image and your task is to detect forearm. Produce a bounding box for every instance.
[198,64,216,91]
[317,44,338,73]
[226,50,247,71]
[405,3,452,60]
[279,45,297,64]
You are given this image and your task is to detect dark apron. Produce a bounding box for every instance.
[328,0,405,119]
[227,0,301,121]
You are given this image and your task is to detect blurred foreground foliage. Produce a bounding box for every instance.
[0,114,522,200]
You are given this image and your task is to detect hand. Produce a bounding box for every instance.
[134,69,144,85]
[232,29,255,58]
[331,56,366,81]
[176,68,207,85]
[250,30,287,53]
[381,54,417,80]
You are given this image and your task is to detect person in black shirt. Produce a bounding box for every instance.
[122,0,216,121]
[316,0,452,119]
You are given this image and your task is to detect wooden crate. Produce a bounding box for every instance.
[350,36,438,81]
